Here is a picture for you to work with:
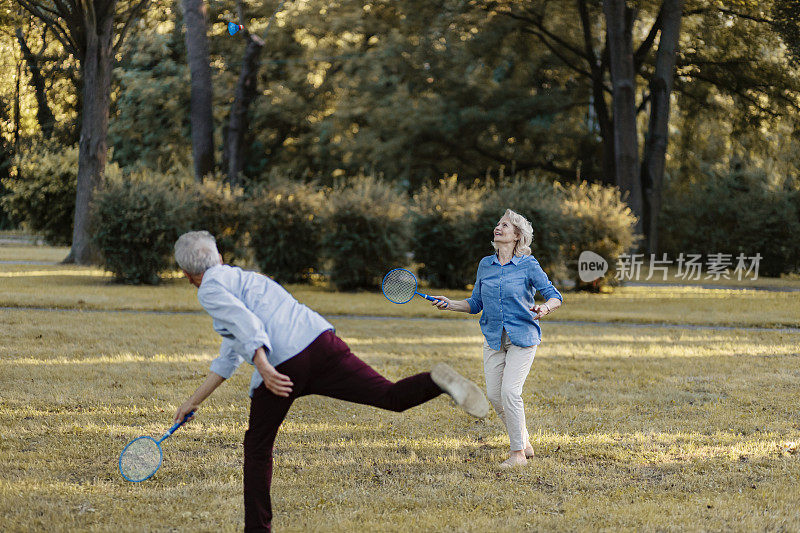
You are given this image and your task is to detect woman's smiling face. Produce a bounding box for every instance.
[493,216,517,244]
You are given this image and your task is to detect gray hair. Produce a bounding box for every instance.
[174,231,222,275]
[492,209,533,256]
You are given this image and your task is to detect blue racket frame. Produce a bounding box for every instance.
[119,412,193,483]
[381,268,440,305]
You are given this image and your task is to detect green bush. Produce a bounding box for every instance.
[189,175,249,265]
[411,176,487,289]
[249,180,326,283]
[660,168,800,277]
[430,175,636,291]
[561,181,639,290]
[323,175,410,291]
[91,169,256,284]
[1,144,120,245]
[92,176,190,284]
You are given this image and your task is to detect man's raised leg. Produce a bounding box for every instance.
[304,331,487,416]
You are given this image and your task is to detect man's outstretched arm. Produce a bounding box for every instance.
[174,372,226,423]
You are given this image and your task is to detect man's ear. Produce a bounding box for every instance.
[218,253,223,264]
[183,270,200,286]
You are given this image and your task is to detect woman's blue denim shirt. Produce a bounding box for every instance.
[465,254,563,350]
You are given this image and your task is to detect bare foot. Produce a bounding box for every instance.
[500,456,528,468]
[524,445,534,458]
[500,451,528,468]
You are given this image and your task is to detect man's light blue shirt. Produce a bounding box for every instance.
[197,264,333,397]
[465,254,563,350]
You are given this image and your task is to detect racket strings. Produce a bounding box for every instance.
[120,438,161,482]
[382,269,417,303]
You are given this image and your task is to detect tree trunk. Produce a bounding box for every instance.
[14,60,21,152]
[603,0,643,240]
[641,0,683,254]
[16,28,56,139]
[0,96,10,183]
[595,88,617,187]
[577,0,616,186]
[65,4,115,264]
[181,0,215,180]
[223,34,264,185]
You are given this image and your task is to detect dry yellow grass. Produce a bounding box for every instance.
[1,260,799,328]
[1,310,800,531]
[1,244,800,531]
[0,244,70,262]
[625,265,800,290]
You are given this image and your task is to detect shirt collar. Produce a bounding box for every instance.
[199,264,224,287]
[491,254,523,265]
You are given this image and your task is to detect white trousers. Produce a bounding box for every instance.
[483,329,537,451]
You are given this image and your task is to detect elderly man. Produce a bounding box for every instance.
[172,231,489,532]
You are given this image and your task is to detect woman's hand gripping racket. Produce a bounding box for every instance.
[382,268,447,308]
[118,411,194,482]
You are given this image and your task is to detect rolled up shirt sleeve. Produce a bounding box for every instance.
[528,258,563,302]
[464,266,484,314]
[209,337,246,379]
[198,280,272,364]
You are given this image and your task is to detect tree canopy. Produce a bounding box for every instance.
[1,0,799,255]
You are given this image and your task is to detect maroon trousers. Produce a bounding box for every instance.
[243,330,442,532]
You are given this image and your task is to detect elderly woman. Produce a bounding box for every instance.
[431,209,563,468]
[171,231,489,532]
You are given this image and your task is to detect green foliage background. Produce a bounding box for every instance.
[92,177,191,284]
[1,0,799,277]
[82,170,636,287]
[322,175,411,291]
[1,145,122,245]
[248,179,326,284]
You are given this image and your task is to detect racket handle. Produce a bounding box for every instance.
[418,292,448,308]
[163,411,195,440]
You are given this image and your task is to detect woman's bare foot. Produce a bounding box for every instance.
[524,444,534,458]
[500,450,528,468]
[523,436,534,458]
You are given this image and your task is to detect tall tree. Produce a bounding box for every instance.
[0,95,11,182]
[603,0,642,237]
[13,59,21,152]
[641,0,683,254]
[222,0,266,185]
[16,0,150,263]
[481,0,799,253]
[16,25,56,139]
[0,95,12,229]
[180,0,214,180]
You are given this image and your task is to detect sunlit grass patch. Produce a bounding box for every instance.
[1,261,799,329]
[0,244,70,262]
[0,263,201,311]
[631,265,800,290]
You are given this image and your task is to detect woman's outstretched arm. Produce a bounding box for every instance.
[429,296,472,313]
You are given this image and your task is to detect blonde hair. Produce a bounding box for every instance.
[491,209,533,256]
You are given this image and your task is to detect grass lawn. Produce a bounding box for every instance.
[2,258,799,329]
[1,245,800,531]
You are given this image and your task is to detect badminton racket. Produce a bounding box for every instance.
[381,268,444,307]
[119,411,193,483]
